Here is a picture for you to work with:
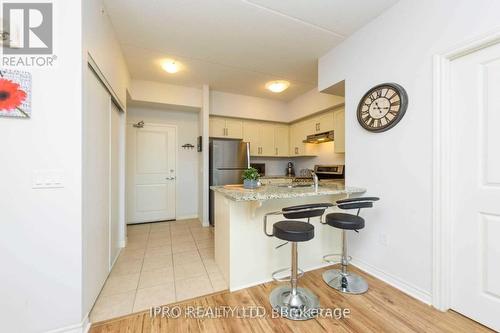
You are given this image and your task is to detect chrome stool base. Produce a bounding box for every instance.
[269,285,320,321]
[322,269,368,294]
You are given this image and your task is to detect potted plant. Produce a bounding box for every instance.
[242,167,260,189]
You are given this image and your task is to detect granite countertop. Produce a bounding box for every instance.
[260,175,296,179]
[210,183,365,202]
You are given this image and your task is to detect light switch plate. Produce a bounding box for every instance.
[32,169,65,189]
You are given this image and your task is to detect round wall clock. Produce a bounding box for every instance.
[357,83,408,132]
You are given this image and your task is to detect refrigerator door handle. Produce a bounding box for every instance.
[246,142,250,168]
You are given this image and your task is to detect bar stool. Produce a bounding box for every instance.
[263,203,333,320]
[321,197,379,294]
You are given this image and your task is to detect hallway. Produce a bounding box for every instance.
[90,219,226,322]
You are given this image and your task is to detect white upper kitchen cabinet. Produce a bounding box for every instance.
[260,123,275,156]
[245,122,289,157]
[274,125,289,157]
[317,111,335,133]
[289,120,308,156]
[210,117,226,138]
[209,117,243,139]
[307,111,335,134]
[225,118,243,139]
[333,109,345,153]
[243,121,261,156]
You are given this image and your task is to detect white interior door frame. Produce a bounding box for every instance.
[432,29,500,311]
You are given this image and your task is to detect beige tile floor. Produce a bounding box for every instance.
[90,219,226,322]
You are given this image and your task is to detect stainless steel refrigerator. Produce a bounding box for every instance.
[209,139,250,225]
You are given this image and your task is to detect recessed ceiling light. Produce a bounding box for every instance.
[265,80,290,93]
[161,60,180,74]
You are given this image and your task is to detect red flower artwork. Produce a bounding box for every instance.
[0,78,27,111]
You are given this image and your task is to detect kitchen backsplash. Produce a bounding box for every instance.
[252,142,345,176]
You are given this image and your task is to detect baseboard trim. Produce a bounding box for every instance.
[231,261,333,292]
[176,215,199,220]
[351,258,431,305]
[45,315,90,333]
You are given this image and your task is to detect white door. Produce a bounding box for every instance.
[127,124,176,223]
[84,67,111,309]
[109,103,121,266]
[451,42,500,331]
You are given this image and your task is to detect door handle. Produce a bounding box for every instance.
[166,177,176,180]
[275,148,278,155]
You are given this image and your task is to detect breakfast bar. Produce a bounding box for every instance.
[210,183,366,291]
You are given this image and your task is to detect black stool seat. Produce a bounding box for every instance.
[273,221,314,242]
[325,213,365,230]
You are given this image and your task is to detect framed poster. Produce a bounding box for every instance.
[0,69,32,118]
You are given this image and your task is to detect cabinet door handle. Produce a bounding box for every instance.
[295,147,298,154]
[275,148,278,155]
[318,123,320,131]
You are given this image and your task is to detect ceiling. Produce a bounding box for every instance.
[104,0,398,101]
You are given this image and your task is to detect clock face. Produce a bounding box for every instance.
[357,83,408,132]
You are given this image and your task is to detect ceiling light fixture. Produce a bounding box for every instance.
[265,80,290,93]
[161,60,180,74]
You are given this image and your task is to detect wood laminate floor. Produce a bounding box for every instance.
[90,265,492,333]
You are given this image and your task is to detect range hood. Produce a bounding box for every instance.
[303,131,334,144]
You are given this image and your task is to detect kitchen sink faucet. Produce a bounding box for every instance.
[310,169,319,190]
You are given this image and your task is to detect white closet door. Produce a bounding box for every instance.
[109,102,121,267]
[451,42,500,331]
[84,67,111,309]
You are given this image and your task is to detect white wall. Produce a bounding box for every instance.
[84,0,130,107]
[287,88,344,121]
[319,0,500,302]
[210,90,288,122]
[127,107,200,219]
[0,1,84,332]
[129,80,202,110]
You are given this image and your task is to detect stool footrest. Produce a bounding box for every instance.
[272,267,305,282]
[322,253,352,265]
